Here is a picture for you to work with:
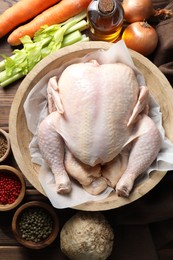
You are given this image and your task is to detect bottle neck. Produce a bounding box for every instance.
[98,0,115,14]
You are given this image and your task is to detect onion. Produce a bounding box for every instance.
[122,0,172,23]
[122,22,158,57]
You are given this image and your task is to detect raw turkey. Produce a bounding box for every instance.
[38,60,162,197]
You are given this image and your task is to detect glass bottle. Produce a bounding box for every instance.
[87,0,124,42]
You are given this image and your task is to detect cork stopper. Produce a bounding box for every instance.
[98,0,114,13]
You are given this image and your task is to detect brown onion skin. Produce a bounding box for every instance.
[122,0,155,23]
[122,22,158,57]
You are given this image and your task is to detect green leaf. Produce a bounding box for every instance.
[34,24,61,42]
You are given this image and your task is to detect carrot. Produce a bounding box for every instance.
[7,0,92,46]
[0,0,61,39]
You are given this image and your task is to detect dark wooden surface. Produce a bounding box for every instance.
[0,1,73,259]
[1,1,173,259]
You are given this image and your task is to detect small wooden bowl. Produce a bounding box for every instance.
[0,128,11,163]
[9,41,173,211]
[12,201,59,249]
[0,165,25,211]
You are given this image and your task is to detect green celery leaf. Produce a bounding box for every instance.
[34,24,61,42]
[6,49,28,76]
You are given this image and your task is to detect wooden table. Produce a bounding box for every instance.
[1,1,173,259]
[0,1,72,259]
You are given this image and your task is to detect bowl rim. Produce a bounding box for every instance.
[12,201,59,249]
[0,128,11,163]
[0,165,26,211]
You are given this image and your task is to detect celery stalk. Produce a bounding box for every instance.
[60,11,87,26]
[0,60,6,71]
[0,70,7,82]
[0,73,23,87]
[62,31,82,47]
[0,12,90,87]
[81,35,90,42]
[65,20,89,35]
[62,31,89,47]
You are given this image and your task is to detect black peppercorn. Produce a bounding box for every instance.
[18,207,53,242]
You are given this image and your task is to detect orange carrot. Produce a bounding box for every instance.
[7,0,92,46]
[0,0,61,39]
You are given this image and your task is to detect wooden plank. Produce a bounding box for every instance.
[0,227,19,246]
[0,246,68,260]
[0,0,18,13]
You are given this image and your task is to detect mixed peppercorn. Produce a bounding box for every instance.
[18,207,53,243]
[0,172,21,205]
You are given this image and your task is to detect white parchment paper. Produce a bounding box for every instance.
[24,40,173,209]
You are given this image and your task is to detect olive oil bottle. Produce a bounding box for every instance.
[87,0,124,42]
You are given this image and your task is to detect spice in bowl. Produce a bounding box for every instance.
[0,132,7,158]
[0,129,10,162]
[18,207,53,243]
[0,171,21,205]
[0,165,25,211]
[12,201,59,249]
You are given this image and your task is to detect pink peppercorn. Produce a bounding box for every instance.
[0,172,21,205]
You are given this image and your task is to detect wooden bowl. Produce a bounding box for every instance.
[0,128,11,163]
[0,165,25,211]
[12,201,59,249]
[9,41,173,211]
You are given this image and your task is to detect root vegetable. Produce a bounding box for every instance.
[0,0,61,38]
[122,0,172,23]
[60,212,114,260]
[122,21,158,56]
[7,0,92,46]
